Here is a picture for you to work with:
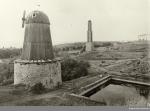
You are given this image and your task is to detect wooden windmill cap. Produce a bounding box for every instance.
[21,10,54,60]
[25,10,50,24]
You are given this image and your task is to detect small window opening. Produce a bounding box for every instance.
[33,13,36,17]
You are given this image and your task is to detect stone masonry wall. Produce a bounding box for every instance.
[86,42,94,52]
[14,60,62,89]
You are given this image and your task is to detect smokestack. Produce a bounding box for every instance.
[86,20,94,52]
[87,20,93,42]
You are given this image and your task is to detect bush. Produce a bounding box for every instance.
[0,63,14,85]
[61,58,90,81]
[103,42,113,47]
[9,89,25,95]
[136,61,150,74]
[29,83,46,94]
[0,48,21,59]
[1,79,13,86]
[94,42,113,48]
[14,83,27,88]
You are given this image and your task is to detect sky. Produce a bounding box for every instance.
[0,0,149,48]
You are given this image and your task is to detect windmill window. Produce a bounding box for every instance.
[33,13,36,17]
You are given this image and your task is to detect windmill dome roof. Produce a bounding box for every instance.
[25,10,50,24]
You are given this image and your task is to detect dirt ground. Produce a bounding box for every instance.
[0,74,104,106]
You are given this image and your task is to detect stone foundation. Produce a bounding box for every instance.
[14,59,62,89]
[86,42,94,52]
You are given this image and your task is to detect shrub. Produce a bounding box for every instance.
[0,48,21,59]
[94,42,113,48]
[29,83,46,94]
[61,58,90,81]
[101,60,105,63]
[9,89,25,95]
[136,61,150,74]
[0,63,14,85]
[1,79,13,86]
[14,83,27,88]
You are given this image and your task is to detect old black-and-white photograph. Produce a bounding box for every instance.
[0,0,150,108]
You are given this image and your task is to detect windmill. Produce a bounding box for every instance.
[22,10,26,28]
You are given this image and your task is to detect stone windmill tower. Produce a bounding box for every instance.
[14,10,62,89]
[86,20,94,52]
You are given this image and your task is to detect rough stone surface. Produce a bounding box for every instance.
[86,42,94,52]
[14,60,62,89]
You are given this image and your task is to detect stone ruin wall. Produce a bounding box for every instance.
[14,60,62,89]
[86,42,94,52]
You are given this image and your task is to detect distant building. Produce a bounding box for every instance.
[138,34,149,42]
[14,10,62,89]
[86,20,94,52]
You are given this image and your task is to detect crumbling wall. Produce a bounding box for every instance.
[14,60,62,89]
